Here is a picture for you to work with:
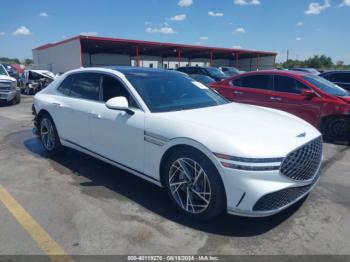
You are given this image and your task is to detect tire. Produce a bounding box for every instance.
[39,114,63,155]
[163,148,226,220]
[322,116,350,142]
[16,93,21,104]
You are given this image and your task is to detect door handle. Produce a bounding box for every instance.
[233,91,244,95]
[270,96,282,101]
[91,112,102,119]
[52,102,63,108]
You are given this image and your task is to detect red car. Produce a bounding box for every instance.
[210,70,350,142]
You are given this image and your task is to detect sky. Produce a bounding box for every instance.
[0,0,350,63]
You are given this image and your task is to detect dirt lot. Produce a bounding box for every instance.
[0,95,350,258]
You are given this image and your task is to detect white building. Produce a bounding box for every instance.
[33,35,277,74]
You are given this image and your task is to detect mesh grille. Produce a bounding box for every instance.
[253,173,319,211]
[280,137,322,181]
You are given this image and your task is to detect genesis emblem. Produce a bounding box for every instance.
[296,132,306,138]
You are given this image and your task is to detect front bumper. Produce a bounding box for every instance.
[0,91,17,102]
[220,161,321,217]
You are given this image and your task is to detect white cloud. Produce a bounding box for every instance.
[12,26,31,36]
[80,32,98,36]
[232,45,242,49]
[305,0,330,15]
[178,0,193,7]
[235,27,246,33]
[208,11,224,17]
[296,21,304,26]
[234,0,260,5]
[296,37,302,41]
[170,14,187,21]
[39,12,48,17]
[339,0,350,7]
[145,26,175,34]
[199,36,208,40]
[145,21,152,25]
[0,32,5,36]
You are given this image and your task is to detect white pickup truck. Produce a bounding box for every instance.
[0,64,21,105]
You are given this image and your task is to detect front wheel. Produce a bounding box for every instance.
[164,149,226,220]
[322,116,350,142]
[39,114,63,155]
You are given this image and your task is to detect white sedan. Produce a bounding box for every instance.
[33,67,323,220]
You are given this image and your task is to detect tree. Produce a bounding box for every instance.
[0,57,20,64]
[24,58,34,65]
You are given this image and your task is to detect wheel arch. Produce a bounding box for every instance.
[158,138,224,188]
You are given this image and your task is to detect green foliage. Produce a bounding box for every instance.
[0,57,20,64]
[277,55,350,70]
[24,58,34,65]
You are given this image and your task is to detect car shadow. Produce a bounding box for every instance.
[23,135,305,237]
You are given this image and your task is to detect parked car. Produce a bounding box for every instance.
[33,67,322,220]
[0,64,21,105]
[210,70,350,142]
[177,66,228,82]
[20,70,56,95]
[189,74,216,86]
[219,66,241,77]
[290,68,320,75]
[320,71,350,91]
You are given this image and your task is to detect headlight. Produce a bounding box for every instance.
[11,81,17,90]
[214,152,284,171]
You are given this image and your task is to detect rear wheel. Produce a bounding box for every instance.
[164,148,226,220]
[322,116,350,142]
[39,114,63,155]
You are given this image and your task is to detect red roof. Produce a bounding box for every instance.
[33,35,277,58]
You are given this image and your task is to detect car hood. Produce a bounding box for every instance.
[146,103,321,158]
[0,75,16,82]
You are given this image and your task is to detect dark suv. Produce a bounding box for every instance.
[320,71,350,91]
[177,66,228,82]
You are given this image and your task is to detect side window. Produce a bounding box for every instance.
[329,73,350,83]
[233,75,273,90]
[57,75,73,96]
[102,75,139,109]
[70,73,101,101]
[274,75,309,94]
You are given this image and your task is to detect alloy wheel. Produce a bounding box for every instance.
[168,158,211,214]
[40,118,56,151]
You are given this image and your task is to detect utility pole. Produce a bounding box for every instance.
[286,49,289,62]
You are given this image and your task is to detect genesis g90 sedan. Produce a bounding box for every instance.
[33,67,322,220]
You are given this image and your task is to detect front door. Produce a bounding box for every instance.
[268,75,324,127]
[89,74,145,172]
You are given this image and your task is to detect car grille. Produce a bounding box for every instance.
[280,137,322,181]
[0,82,11,91]
[253,172,320,211]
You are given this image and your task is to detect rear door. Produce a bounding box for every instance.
[53,72,101,149]
[270,75,324,127]
[221,74,274,107]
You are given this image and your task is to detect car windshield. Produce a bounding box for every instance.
[304,75,349,97]
[125,71,229,112]
[206,67,227,78]
[0,65,9,76]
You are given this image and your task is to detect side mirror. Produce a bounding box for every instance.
[301,89,315,99]
[105,96,134,115]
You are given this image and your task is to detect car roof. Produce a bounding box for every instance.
[235,70,309,78]
[320,70,350,74]
[102,66,183,75]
